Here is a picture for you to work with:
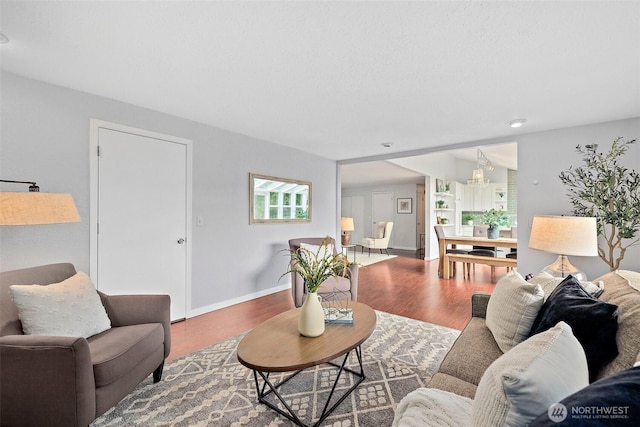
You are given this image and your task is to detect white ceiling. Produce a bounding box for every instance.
[340,142,518,188]
[1,1,639,163]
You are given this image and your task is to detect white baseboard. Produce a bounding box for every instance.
[391,245,418,251]
[187,282,291,319]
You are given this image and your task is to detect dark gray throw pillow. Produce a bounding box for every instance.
[530,366,640,426]
[529,275,619,382]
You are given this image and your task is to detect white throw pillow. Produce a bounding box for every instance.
[300,242,334,262]
[486,270,544,353]
[528,271,605,299]
[10,272,111,338]
[376,225,385,238]
[471,321,589,427]
[393,388,472,427]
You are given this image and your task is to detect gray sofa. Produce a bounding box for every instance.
[427,270,640,399]
[0,263,171,427]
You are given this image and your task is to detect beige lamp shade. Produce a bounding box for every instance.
[528,215,598,256]
[0,192,81,225]
[340,217,355,231]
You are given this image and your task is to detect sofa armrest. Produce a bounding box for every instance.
[471,292,491,318]
[0,335,96,426]
[99,293,171,358]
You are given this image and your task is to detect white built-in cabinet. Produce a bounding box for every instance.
[463,183,507,212]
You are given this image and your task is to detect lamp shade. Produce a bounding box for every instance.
[528,215,597,256]
[340,217,355,231]
[0,192,81,225]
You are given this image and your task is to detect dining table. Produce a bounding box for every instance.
[438,235,518,279]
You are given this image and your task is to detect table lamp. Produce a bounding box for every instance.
[0,180,80,225]
[528,215,597,280]
[340,217,355,246]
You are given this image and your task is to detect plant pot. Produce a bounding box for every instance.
[298,292,325,337]
[466,220,473,226]
[487,226,500,239]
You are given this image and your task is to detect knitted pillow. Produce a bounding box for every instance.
[10,272,111,338]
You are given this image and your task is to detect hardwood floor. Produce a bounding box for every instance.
[168,250,499,362]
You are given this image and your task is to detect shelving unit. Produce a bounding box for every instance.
[435,191,455,229]
[494,186,507,211]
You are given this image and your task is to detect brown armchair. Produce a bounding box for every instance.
[288,237,360,308]
[0,263,171,427]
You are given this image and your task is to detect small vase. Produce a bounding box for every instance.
[488,226,500,239]
[298,292,325,337]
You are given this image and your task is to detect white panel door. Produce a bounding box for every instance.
[96,128,188,320]
[351,196,365,244]
[371,192,394,245]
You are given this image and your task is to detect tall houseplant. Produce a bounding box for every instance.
[282,238,352,337]
[482,209,509,239]
[559,138,640,271]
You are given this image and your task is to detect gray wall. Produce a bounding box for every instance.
[516,118,640,278]
[0,72,338,315]
[2,71,638,312]
[341,182,421,250]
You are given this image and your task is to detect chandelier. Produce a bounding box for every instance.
[467,149,494,187]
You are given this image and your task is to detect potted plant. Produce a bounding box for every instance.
[436,199,446,208]
[281,238,352,337]
[559,138,640,271]
[462,213,474,226]
[482,209,510,239]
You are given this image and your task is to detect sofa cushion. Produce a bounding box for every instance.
[392,387,472,427]
[596,270,640,379]
[9,272,111,338]
[486,270,544,353]
[530,366,640,426]
[426,372,477,399]
[472,322,589,427]
[89,323,164,387]
[437,317,503,387]
[529,275,618,381]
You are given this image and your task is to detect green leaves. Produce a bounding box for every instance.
[281,237,352,293]
[482,209,510,228]
[559,137,639,270]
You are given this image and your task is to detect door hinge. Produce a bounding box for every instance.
[97,145,101,157]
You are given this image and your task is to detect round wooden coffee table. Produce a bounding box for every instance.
[237,301,376,426]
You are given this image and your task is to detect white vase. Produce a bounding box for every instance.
[298,292,325,337]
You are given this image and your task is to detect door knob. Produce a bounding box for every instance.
[177,238,185,244]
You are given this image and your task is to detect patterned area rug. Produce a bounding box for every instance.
[92,311,459,427]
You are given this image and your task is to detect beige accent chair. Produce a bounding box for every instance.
[0,263,171,427]
[288,237,360,308]
[361,221,394,256]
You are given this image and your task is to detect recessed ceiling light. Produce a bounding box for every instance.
[0,32,9,44]
[506,119,527,128]
[381,142,393,148]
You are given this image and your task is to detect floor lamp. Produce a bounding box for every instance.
[528,215,598,280]
[0,180,80,225]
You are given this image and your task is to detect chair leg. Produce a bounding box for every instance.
[153,362,164,383]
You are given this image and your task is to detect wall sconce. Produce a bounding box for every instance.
[0,179,81,225]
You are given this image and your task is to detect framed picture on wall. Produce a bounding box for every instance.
[397,198,412,214]
[436,179,445,193]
